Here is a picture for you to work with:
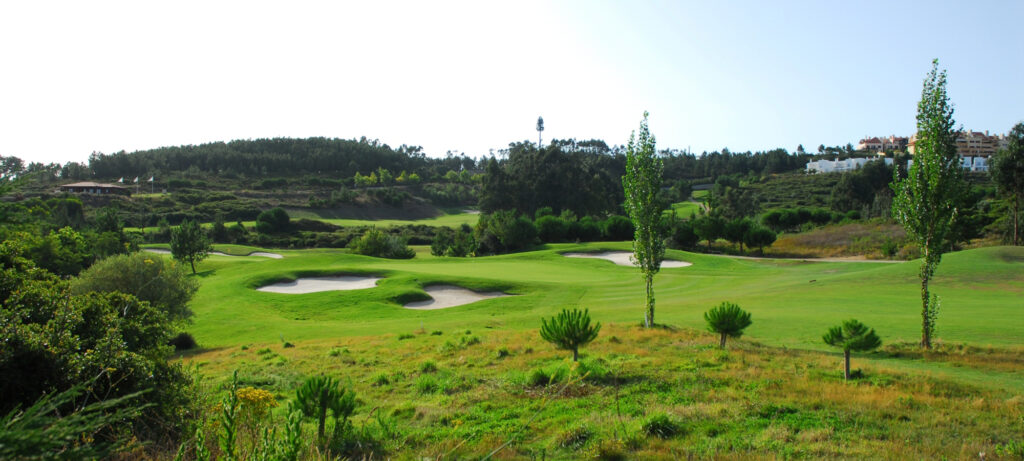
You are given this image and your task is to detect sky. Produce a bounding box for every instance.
[1,0,1022,165]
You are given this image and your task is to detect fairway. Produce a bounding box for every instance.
[179,243,1024,390]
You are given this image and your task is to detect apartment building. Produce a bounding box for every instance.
[857,135,909,152]
[908,130,1009,157]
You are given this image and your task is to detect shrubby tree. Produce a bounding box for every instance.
[171,218,212,274]
[623,112,665,327]
[72,251,199,323]
[991,122,1024,245]
[704,302,752,349]
[430,224,476,257]
[743,225,777,254]
[25,227,92,277]
[823,319,882,380]
[474,210,537,255]
[891,60,968,349]
[540,308,601,362]
[694,214,725,250]
[602,215,634,241]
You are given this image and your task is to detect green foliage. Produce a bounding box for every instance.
[602,215,634,241]
[693,214,725,250]
[25,227,93,277]
[743,225,777,254]
[891,60,968,349]
[991,122,1024,245]
[535,215,570,243]
[474,210,537,255]
[0,377,147,460]
[823,319,882,380]
[704,302,753,349]
[431,224,476,257]
[171,218,212,274]
[294,375,356,444]
[219,372,240,460]
[255,207,291,234]
[623,112,666,327]
[539,308,601,361]
[0,241,197,444]
[72,251,198,323]
[348,228,415,259]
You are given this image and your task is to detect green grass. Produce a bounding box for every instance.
[667,200,704,218]
[174,243,1024,392]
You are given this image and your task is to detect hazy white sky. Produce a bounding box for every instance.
[2,1,1022,165]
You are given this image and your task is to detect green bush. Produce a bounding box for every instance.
[348,228,415,259]
[256,207,291,234]
[641,413,682,439]
[72,251,198,323]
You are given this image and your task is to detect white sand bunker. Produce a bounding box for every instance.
[257,276,382,294]
[404,285,509,310]
[563,251,692,268]
[144,248,283,259]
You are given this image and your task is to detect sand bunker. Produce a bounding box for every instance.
[563,251,692,268]
[144,248,283,259]
[257,276,382,294]
[404,285,509,310]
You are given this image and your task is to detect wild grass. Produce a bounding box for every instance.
[179,324,1024,459]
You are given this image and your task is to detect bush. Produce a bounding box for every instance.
[569,217,603,242]
[255,207,291,234]
[558,424,594,449]
[641,413,682,439]
[535,215,570,243]
[348,228,415,259]
[72,251,198,322]
[168,332,198,351]
[602,215,634,241]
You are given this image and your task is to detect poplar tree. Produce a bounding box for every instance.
[622,112,664,328]
[891,60,967,349]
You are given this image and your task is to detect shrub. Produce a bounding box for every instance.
[348,228,415,259]
[415,375,439,394]
[704,302,753,349]
[397,333,414,340]
[372,372,390,386]
[168,332,198,351]
[642,413,682,439]
[602,215,634,241]
[255,207,291,234]
[558,424,594,449]
[535,215,570,243]
[72,252,198,323]
[420,361,438,373]
[540,308,601,362]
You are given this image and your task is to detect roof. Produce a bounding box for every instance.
[60,181,128,189]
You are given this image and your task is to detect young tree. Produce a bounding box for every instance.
[72,252,198,323]
[704,302,752,349]
[622,112,665,327]
[170,218,212,274]
[822,319,882,380]
[991,122,1024,245]
[891,60,967,349]
[295,375,356,445]
[539,308,601,362]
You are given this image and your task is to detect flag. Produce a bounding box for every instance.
[134,177,139,183]
[148,176,154,183]
[118,177,123,183]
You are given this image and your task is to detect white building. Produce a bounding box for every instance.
[907,156,989,173]
[806,157,893,174]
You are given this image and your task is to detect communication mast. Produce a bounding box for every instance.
[536,116,544,149]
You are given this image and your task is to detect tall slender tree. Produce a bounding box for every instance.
[891,59,967,349]
[992,122,1024,245]
[622,111,665,327]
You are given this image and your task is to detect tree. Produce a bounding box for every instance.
[704,302,752,349]
[72,251,199,323]
[694,214,725,250]
[295,375,356,445]
[539,308,601,362]
[348,228,415,259]
[991,122,1024,245]
[171,219,212,274]
[822,319,882,380]
[256,207,291,234]
[622,112,665,328]
[891,60,968,349]
[743,225,777,254]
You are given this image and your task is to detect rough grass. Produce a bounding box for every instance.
[180,324,1024,459]
[769,222,907,259]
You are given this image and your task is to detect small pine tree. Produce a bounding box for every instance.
[823,319,882,380]
[704,302,752,349]
[540,308,601,362]
[294,375,356,444]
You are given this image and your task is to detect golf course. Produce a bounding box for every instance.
[162,243,1024,458]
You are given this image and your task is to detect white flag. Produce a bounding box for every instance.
[118,177,123,183]
[148,176,154,182]
[134,177,139,183]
